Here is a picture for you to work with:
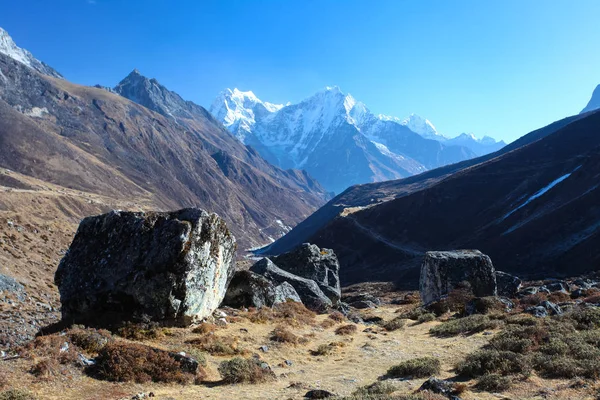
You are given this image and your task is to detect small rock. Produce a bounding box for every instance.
[418,377,457,396]
[60,342,69,353]
[304,389,335,399]
[526,306,548,318]
[285,360,293,366]
[259,345,269,353]
[240,328,249,333]
[348,300,378,309]
[518,286,539,297]
[78,353,95,366]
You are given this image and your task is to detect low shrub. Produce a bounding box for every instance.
[475,373,512,392]
[0,389,37,400]
[270,327,305,345]
[320,319,337,329]
[401,307,428,321]
[351,381,396,397]
[116,322,163,341]
[335,324,358,335]
[383,317,405,332]
[548,292,571,304]
[218,357,275,384]
[29,359,59,380]
[417,313,436,324]
[186,335,244,356]
[192,323,219,335]
[91,342,194,383]
[328,311,345,322]
[67,327,113,353]
[455,349,530,378]
[312,344,335,356]
[429,315,500,337]
[519,293,548,306]
[386,357,441,378]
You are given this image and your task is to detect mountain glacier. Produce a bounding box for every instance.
[210,87,504,193]
[0,27,62,79]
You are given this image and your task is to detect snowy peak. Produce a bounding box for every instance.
[209,88,285,140]
[0,27,62,79]
[399,113,442,139]
[581,84,600,114]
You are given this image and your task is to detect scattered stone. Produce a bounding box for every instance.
[0,274,25,301]
[222,270,301,308]
[304,389,335,399]
[251,258,332,311]
[418,377,458,397]
[495,271,522,297]
[518,286,539,297]
[285,360,293,366]
[538,300,563,315]
[78,353,95,366]
[272,243,341,304]
[259,345,269,353]
[546,282,569,294]
[348,300,378,309]
[526,306,548,318]
[55,208,236,326]
[419,250,497,305]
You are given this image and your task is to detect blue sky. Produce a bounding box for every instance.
[2,0,600,142]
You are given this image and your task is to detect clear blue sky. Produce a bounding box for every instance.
[2,0,600,142]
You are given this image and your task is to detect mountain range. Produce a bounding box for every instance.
[0,27,329,252]
[210,87,506,193]
[263,104,600,286]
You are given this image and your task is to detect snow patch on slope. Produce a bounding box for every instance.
[503,167,581,220]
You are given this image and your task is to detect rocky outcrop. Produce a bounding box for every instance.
[250,258,332,311]
[55,208,236,326]
[271,243,341,304]
[419,250,497,305]
[221,270,301,308]
[495,271,522,297]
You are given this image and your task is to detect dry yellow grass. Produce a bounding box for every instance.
[2,304,598,399]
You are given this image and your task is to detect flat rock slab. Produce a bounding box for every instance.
[55,208,236,326]
[419,250,497,305]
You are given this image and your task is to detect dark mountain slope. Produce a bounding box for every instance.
[306,109,600,286]
[263,111,592,256]
[0,53,328,250]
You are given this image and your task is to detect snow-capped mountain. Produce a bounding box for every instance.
[444,133,506,156]
[581,84,600,114]
[399,114,442,140]
[0,27,62,79]
[210,86,480,193]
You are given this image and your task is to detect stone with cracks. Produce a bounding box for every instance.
[221,270,301,308]
[271,243,341,304]
[55,208,236,326]
[495,271,522,297]
[419,250,497,305]
[250,258,332,311]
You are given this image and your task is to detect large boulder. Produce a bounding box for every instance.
[55,208,236,326]
[221,270,301,308]
[495,271,522,298]
[250,258,332,311]
[419,250,497,305]
[271,243,341,304]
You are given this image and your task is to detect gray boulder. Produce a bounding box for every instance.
[55,208,236,326]
[221,270,301,308]
[0,274,25,301]
[495,271,522,298]
[271,243,341,304]
[419,250,497,305]
[250,258,332,311]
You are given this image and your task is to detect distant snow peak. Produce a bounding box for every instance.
[400,113,442,139]
[0,26,62,79]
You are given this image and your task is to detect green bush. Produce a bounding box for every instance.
[429,315,500,337]
[475,374,512,392]
[386,357,441,378]
[383,317,406,331]
[455,349,530,378]
[0,390,37,400]
[417,313,436,324]
[218,357,275,384]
